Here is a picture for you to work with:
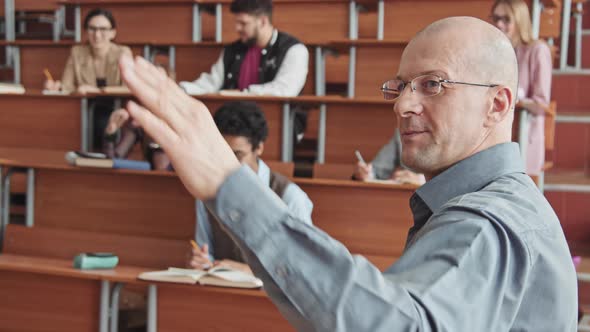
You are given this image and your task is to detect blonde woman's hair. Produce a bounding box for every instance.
[492,0,534,45]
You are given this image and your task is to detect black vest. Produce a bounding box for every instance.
[222,30,301,90]
[207,171,292,263]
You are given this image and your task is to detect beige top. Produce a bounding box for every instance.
[60,43,132,93]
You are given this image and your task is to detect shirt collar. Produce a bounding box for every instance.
[260,29,278,51]
[257,159,271,186]
[413,142,525,215]
[268,29,278,47]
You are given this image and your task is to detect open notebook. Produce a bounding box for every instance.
[138,267,263,289]
[0,82,25,94]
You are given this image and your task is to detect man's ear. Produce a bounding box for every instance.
[255,141,265,157]
[485,85,513,127]
[259,15,270,28]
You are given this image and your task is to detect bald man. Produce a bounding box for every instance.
[119,17,577,331]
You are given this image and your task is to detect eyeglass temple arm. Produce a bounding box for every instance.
[442,80,498,88]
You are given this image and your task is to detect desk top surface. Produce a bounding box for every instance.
[0,147,418,190]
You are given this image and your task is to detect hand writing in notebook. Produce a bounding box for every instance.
[188,242,213,270]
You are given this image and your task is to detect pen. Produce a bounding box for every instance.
[190,240,212,269]
[43,68,54,81]
[355,150,366,165]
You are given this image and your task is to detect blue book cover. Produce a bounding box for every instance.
[112,159,151,171]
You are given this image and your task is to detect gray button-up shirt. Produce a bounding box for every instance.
[206,142,577,331]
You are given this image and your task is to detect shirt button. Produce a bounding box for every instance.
[236,55,241,60]
[261,49,267,55]
[228,210,241,222]
[228,73,233,78]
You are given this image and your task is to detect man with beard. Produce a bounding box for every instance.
[179,0,309,97]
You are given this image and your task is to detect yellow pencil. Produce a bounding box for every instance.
[43,68,54,81]
[190,240,199,250]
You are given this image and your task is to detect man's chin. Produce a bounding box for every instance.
[401,152,429,175]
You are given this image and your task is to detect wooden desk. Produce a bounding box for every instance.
[0,40,143,89]
[61,0,196,44]
[155,252,397,331]
[381,0,494,42]
[295,178,415,257]
[0,225,153,332]
[292,95,396,164]
[0,147,196,243]
[0,147,414,258]
[0,40,73,88]
[197,0,354,44]
[0,91,83,150]
[328,40,406,98]
[13,0,60,11]
[156,283,294,332]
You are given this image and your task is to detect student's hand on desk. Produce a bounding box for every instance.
[188,243,213,270]
[44,79,61,91]
[119,54,240,200]
[392,168,426,186]
[353,161,373,181]
[214,259,253,275]
[77,84,101,94]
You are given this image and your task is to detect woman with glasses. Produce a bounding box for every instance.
[490,0,552,176]
[45,8,132,150]
[44,8,131,94]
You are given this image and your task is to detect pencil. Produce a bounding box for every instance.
[190,240,199,250]
[355,150,366,165]
[43,68,54,81]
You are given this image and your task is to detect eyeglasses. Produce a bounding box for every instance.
[380,74,499,101]
[489,14,511,25]
[86,26,112,34]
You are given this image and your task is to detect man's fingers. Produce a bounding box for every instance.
[120,55,193,136]
[126,101,178,149]
[134,56,195,117]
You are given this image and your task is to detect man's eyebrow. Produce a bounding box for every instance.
[396,70,450,81]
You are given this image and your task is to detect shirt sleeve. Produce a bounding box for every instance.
[246,44,309,97]
[179,51,225,95]
[195,200,216,262]
[281,183,313,225]
[205,166,529,331]
[371,133,399,180]
[60,49,76,93]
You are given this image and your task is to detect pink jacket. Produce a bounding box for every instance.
[515,41,552,175]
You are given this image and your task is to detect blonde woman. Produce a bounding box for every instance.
[491,0,552,175]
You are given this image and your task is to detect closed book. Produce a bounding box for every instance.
[102,86,130,94]
[113,159,151,171]
[74,157,114,168]
[138,267,263,289]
